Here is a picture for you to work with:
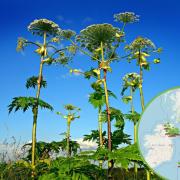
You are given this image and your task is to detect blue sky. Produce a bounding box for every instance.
[0,0,180,144]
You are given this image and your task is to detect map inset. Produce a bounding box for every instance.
[138,88,180,180]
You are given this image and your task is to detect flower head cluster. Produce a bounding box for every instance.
[125,36,156,52]
[64,104,80,111]
[28,19,61,36]
[16,37,27,51]
[123,72,140,82]
[76,23,121,52]
[114,12,139,24]
[121,72,141,94]
[61,30,76,39]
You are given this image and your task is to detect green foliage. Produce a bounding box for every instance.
[0,161,32,180]
[24,141,62,161]
[122,96,132,104]
[23,140,80,162]
[109,144,143,170]
[28,19,61,37]
[111,130,131,149]
[84,68,98,79]
[83,128,131,150]
[39,156,106,180]
[83,130,106,146]
[125,111,140,124]
[57,139,81,156]
[114,12,139,24]
[101,107,124,128]
[8,97,53,113]
[88,83,117,109]
[79,144,143,170]
[0,160,52,179]
[26,76,47,89]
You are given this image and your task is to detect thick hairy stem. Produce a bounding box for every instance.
[131,87,138,178]
[134,122,138,178]
[31,108,37,172]
[139,53,145,110]
[98,106,103,168]
[97,72,103,148]
[103,73,111,151]
[100,42,112,178]
[97,64,103,168]
[31,62,43,170]
[31,32,46,176]
[103,70,113,179]
[98,106,103,147]
[130,87,134,114]
[67,119,71,157]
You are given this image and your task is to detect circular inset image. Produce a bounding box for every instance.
[138,87,180,180]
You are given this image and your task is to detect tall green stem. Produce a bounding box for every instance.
[103,70,111,152]
[139,65,145,110]
[31,32,46,175]
[131,87,138,178]
[138,50,145,110]
[100,42,111,151]
[67,117,71,157]
[138,51,150,180]
[97,69,103,168]
[97,72,103,148]
[98,106,103,168]
[98,106,103,147]
[100,42,112,178]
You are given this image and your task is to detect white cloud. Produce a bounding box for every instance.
[144,124,173,168]
[75,138,98,150]
[61,69,83,79]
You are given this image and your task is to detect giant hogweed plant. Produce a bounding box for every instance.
[125,37,162,110]
[125,39,162,180]
[8,81,53,177]
[74,12,139,152]
[57,104,80,157]
[88,82,118,149]
[121,72,141,177]
[70,67,118,154]
[121,72,141,143]
[68,12,139,177]
[9,18,76,176]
